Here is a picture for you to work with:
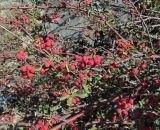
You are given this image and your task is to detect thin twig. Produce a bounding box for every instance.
[129,0,154,50]
[0,24,26,43]
[7,9,34,40]
[0,5,86,12]
[0,24,50,57]
[105,21,129,43]
[85,120,135,127]
[135,17,160,24]
[51,112,84,130]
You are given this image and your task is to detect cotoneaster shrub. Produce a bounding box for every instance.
[0,0,159,130]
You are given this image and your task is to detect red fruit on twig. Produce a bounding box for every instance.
[131,67,138,77]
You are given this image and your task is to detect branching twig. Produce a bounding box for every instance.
[0,24,50,57]
[105,21,129,43]
[0,5,86,12]
[129,0,154,50]
[51,112,84,130]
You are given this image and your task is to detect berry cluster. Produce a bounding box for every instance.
[19,14,30,25]
[21,65,35,78]
[72,97,80,104]
[115,40,134,50]
[75,55,102,69]
[81,0,90,5]
[17,50,28,61]
[33,34,55,50]
[32,120,49,130]
[116,96,134,117]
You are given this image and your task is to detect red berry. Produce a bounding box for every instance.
[68,121,75,127]
[131,67,138,77]
[141,63,147,69]
[29,67,35,73]
[21,66,27,72]
[61,62,66,69]
[26,65,32,70]
[124,103,131,108]
[83,56,89,64]
[25,19,30,24]
[60,2,67,8]
[94,55,102,65]
[104,74,109,79]
[75,55,82,61]
[79,63,85,69]
[39,128,45,130]
[17,50,28,61]
[51,92,58,97]
[17,54,22,61]
[117,108,122,114]
[129,98,134,105]
[47,34,54,39]
[27,72,33,78]
[129,7,135,13]
[52,50,58,54]
[88,59,94,66]
[88,72,94,77]
[45,47,50,50]
[45,62,50,68]
[37,120,43,125]
[123,111,128,116]
[113,61,119,67]
[45,42,51,47]
[35,124,40,129]
[113,114,117,122]
[74,81,79,87]
[40,68,46,74]
[70,64,76,71]
[20,14,27,20]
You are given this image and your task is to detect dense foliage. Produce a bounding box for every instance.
[0,0,160,130]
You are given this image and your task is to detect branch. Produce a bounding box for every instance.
[0,4,86,12]
[51,112,84,130]
[129,0,154,50]
[105,21,129,43]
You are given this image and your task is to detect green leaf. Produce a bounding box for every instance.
[61,124,66,130]
[74,91,88,99]
[155,117,160,126]
[0,125,7,130]
[44,108,48,114]
[92,67,102,72]
[139,99,145,107]
[114,124,119,128]
[96,74,102,80]
[67,97,73,106]
[108,69,112,74]
[61,108,71,114]
[50,105,61,112]
[82,80,90,94]
[87,26,93,30]
[56,72,63,77]
[89,126,97,130]
[18,127,24,130]
[60,95,70,101]
[71,88,78,94]
[66,63,70,72]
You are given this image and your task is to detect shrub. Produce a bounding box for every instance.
[0,0,159,130]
